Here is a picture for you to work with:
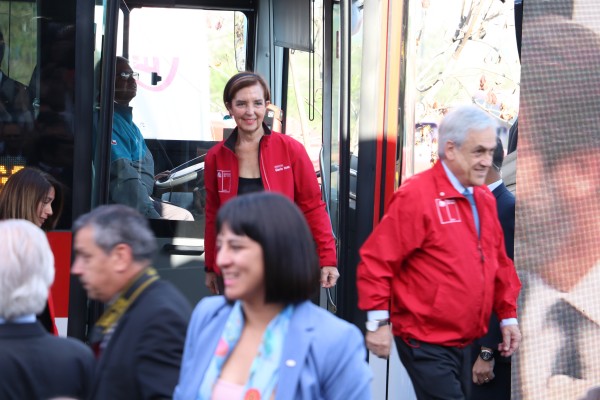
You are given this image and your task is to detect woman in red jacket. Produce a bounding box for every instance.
[0,167,63,334]
[204,72,338,294]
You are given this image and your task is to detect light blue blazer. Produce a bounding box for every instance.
[174,296,372,400]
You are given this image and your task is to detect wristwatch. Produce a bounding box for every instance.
[365,319,389,332]
[479,348,494,361]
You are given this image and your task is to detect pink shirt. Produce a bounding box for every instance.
[211,379,245,400]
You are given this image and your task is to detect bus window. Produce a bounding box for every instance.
[0,0,76,229]
[94,6,247,306]
[102,8,245,228]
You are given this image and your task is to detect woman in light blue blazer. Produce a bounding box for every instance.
[174,192,371,400]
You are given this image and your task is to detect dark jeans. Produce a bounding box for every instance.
[395,337,472,400]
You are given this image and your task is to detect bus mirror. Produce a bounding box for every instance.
[151,72,162,86]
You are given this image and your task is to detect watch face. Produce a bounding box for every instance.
[366,321,378,332]
[480,350,494,361]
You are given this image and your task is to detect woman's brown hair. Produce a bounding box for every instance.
[222,72,271,109]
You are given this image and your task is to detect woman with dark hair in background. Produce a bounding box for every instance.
[204,72,339,294]
[176,193,371,400]
[0,167,64,333]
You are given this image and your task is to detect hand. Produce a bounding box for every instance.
[366,325,392,359]
[472,352,495,385]
[321,266,340,288]
[205,271,219,294]
[154,170,171,181]
[498,324,521,357]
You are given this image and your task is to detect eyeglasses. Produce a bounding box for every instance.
[119,71,139,81]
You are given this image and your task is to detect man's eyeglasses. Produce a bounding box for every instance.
[119,71,139,81]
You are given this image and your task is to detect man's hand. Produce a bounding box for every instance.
[321,266,340,288]
[205,271,219,295]
[499,324,521,357]
[154,170,171,182]
[366,325,392,359]
[472,350,495,385]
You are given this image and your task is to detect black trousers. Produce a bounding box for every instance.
[395,337,472,400]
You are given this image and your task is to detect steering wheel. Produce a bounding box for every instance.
[155,155,205,189]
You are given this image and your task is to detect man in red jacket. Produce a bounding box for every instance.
[357,105,521,399]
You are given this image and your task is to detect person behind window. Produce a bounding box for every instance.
[204,72,338,294]
[0,166,63,230]
[109,56,193,221]
[0,29,34,129]
[0,219,94,399]
[0,167,63,334]
[175,192,371,400]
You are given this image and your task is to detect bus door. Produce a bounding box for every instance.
[92,1,252,312]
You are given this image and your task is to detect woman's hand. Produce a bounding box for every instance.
[205,271,219,294]
[321,266,340,288]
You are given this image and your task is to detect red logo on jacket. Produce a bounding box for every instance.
[217,170,231,193]
[435,199,462,224]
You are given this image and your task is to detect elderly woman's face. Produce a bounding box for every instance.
[216,224,265,303]
[226,83,269,136]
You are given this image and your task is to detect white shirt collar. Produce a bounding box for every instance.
[487,179,503,192]
[0,314,36,325]
[564,261,600,325]
[528,261,600,326]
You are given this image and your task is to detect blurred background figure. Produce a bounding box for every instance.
[515,12,600,400]
[0,166,63,333]
[71,204,191,400]
[175,193,371,400]
[0,219,94,400]
[0,29,34,129]
[0,27,35,192]
[204,72,338,295]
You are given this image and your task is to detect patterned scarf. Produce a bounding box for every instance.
[198,301,293,400]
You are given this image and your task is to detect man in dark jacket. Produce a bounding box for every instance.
[471,138,515,399]
[72,204,192,400]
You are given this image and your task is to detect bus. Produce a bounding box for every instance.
[0,0,524,398]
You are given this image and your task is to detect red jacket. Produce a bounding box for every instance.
[204,125,337,273]
[357,161,521,347]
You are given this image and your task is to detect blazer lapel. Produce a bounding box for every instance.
[276,301,315,400]
[186,301,233,394]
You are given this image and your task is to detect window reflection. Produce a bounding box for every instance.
[0,1,75,229]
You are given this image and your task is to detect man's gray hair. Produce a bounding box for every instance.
[438,105,498,159]
[0,220,54,320]
[73,204,157,262]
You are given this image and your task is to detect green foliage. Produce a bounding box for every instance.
[0,2,37,85]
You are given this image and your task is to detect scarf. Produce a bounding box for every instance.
[89,267,159,353]
[198,301,293,400]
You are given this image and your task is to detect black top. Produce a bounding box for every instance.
[238,177,264,195]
